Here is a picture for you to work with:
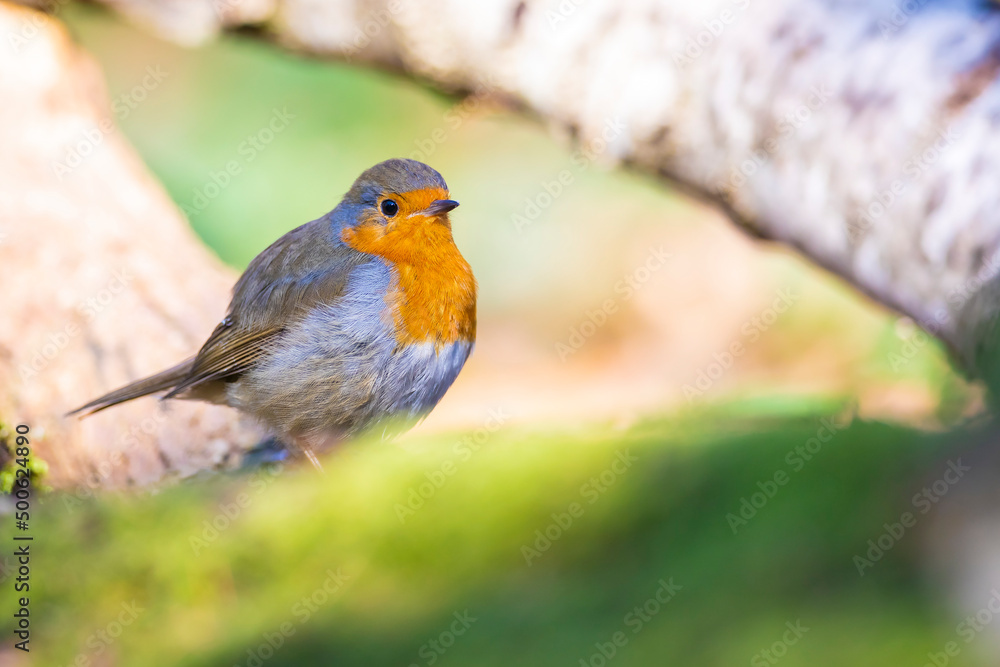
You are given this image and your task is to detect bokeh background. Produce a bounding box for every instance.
[1,3,994,665]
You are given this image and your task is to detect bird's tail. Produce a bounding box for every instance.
[68,359,195,417]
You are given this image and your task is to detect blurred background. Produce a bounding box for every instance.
[2,3,995,665]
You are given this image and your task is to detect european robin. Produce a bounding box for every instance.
[71,159,477,468]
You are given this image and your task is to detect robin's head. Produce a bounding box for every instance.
[337,158,476,346]
[339,159,459,237]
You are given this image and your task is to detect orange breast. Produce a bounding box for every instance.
[340,187,477,347]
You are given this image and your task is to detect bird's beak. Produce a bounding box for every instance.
[422,199,460,216]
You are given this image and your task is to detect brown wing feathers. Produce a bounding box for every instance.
[67,359,196,416]
[69,218,366,417]
[163,324,283,398]
[69,321,284,416]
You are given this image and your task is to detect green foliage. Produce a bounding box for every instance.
[0,423,49,495]
[0,402,976,666]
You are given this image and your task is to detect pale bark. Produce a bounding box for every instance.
[0,4,262,490]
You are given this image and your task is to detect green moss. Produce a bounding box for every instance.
[0,402,977,667]
[0,422,51,494]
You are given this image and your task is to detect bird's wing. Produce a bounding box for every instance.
[165,220,368,398]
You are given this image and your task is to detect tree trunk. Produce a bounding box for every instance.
[0,4,262,491]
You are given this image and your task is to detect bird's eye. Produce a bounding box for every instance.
[380,199,399,217]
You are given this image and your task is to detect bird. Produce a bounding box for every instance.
[70,158,477,469]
